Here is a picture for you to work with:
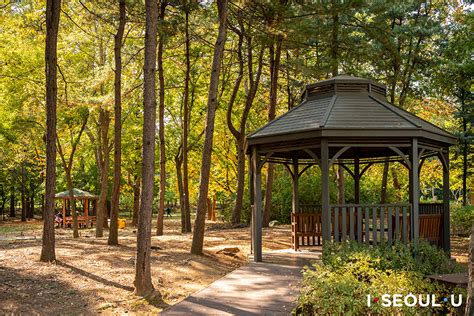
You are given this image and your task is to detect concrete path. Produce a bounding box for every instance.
[161,249,321,316]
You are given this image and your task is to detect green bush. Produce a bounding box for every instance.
[451,204,474,236]
[294,241,464,315]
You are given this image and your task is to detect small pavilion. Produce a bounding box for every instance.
[55,188,98,228]
[246,75,456,262]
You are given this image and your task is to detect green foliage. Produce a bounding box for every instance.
[451,204,474,236]
[295,242,464,315]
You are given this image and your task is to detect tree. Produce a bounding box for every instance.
[156,0,168,236]
[57,108,89,239]
[108,0,126,246]
[228,10,264,225]
[263,1,286,227]
[467,223,474,315]
[134,0,159,297]
[191,0,228,255]
[40,0,61,262]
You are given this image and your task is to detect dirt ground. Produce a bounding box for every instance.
[0,218,470,314]
[0,217,292,314]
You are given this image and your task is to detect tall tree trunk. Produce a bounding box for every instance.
[230,28,264,225]
[156,1,167,236]
[57,114,88,239]
[461,92,468,206]
[132,176,140,227]
[182,6,192,233]
[191,0,228,255]
[20,165,26,222]
[263,38,282,227]
[9,187,15,218]
[134,0,158,297]
[1,196,5,220]
[231,138,246,224]
[41,0,60,262]
[380,162,389,203]
[330,1,345,205]
[108,0,126,246]
[96,109,111,237]
[466,223,474,315]
[29,183,35,218]
[66,172,80,238]
[175,154,185,232]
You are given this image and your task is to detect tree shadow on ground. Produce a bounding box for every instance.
[56,260,134,291]
[0,265,91,314]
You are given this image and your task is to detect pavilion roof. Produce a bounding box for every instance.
[55,188,98,199]
[247,75,456,146]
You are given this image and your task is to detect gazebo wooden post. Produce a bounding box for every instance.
[249,155,254,255]
[62,199,66,226]
[354,157,360,204]
[321,138,331,243]
[292,158,299,214]
[442,149,451,253]
[84,197,89,227]
[409,138,420,241]
[251,147,262,262]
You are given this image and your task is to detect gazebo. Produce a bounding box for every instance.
[246,75,457,262]
[55,188,98,228]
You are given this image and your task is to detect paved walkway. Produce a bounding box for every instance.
[161,249,321,315]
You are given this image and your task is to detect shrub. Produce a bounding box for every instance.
[294,242,464,315]
[451,204,474,236]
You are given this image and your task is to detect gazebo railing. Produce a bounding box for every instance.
[329,204,411,245]
[292,203,412,249]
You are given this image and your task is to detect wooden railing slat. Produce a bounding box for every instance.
[365,207,370,244]
[341,207,347,242]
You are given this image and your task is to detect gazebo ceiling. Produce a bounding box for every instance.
[246,75,456,161]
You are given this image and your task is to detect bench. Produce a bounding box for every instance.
[419,214,442,246]
[63,216,96,228]
[292,212,359,250]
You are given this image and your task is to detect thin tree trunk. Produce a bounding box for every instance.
[134,0,158,297]
[41,0,60,262]
[108,0,126,246]
[29,183,35,218]
[57,114,88,239]
[263,38,282,227]
[191,0,228,255]
[466,223,474,315]
[1,196,5,220]
[461,93,468,206]
[182,6,192,233]
[20,165,26,222]
[65,172,79,238]
[132,176,140,227]
[380,161,389,203]
[96,109,111,237]
[156,1,167,236]
[9,187,15,218]
[175,154,185,232]
[230,28,264,225]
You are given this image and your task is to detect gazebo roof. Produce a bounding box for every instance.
[247,75,456,147]
[55,188,98,199]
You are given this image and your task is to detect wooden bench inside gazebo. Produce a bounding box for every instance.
[245,75,456,262]
[55,188,98,228]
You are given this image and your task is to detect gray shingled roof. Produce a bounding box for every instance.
[55,188,98,199]
[247,75,455,143]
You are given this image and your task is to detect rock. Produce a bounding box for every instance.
[216,247,240,257]
[269,220,279,227]
[151,245,161,250]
